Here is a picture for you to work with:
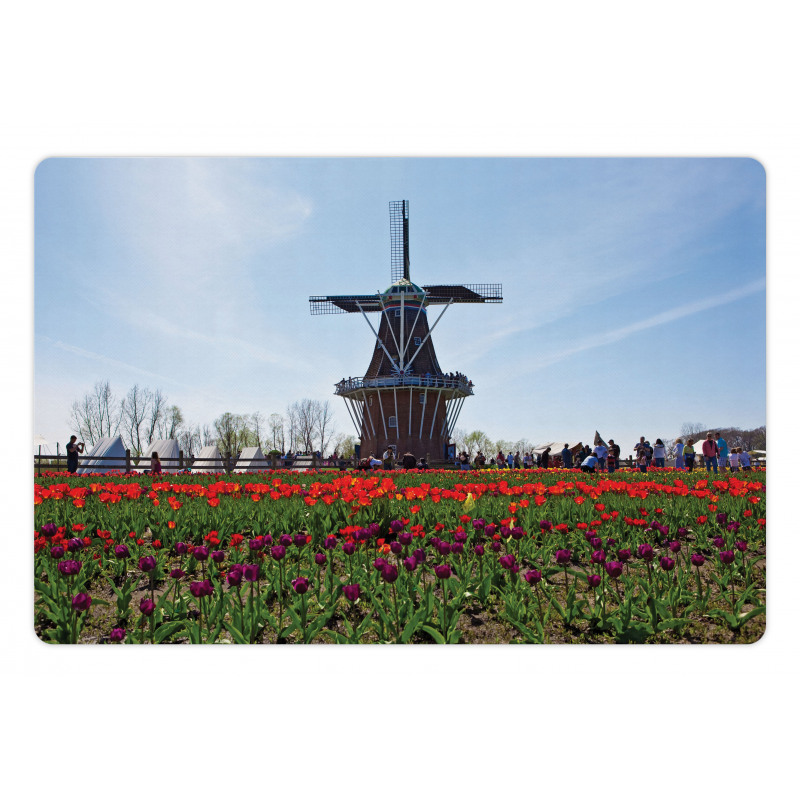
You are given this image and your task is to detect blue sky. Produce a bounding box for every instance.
[34,157,765,454]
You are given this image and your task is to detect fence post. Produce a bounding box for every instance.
[311,453,317,468]
[179,450,184,469]
[125,449,131,473]
[271,454,277,469]
[227,454,233,474]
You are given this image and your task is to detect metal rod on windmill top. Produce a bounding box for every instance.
[309,200,502,462]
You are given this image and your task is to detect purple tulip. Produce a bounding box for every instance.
[315,552,327,565]
[617,548,631,563]
[67,538,84,553]
[485,524,497,537]
[169,568,185,579]
[499,526,511,539]
[677,527,688,538]
[368,523,381,537]
[114,544,129,559]
[591,549,606,564]
[175,541,188,555]
[292,576,310,594]
[243,564,260,582]
[605,561,623,579]
[472,518,486,531]
[342,541,356,556]
[109,627,126,643]
[727,522,741,534]
[343,583,360,602]
[390,541,403,555]
[271,545,286,561]
[323,535,337,550]
[511,527,524,541]
[691,553,706,567]
[412,548,426,563]
[294,534,307,548]
[637,544,654,562]
[263,534,273,546]
[659,556,675,571]
[438,541,451,555]
[735,540,748,552]
[719,550,735,565]
[373,557,387,571]
[227,567,243,587]
[490,541,502,552]
[138,555,157,572]
[590,536,602,548]
[587,574,601,589]
[399,531,413,546]
[473,544,485,557]
[539,520,553,532]
[58,560,81,576]
[454,530,468,543]
[668,541,681,554]
[555,549,571,565]
[248,537,264,551]
[72,592,92,612]
[716,512,728,526]
[193,546,209,562]
[381,564,399,583]
[50,545,65,559]
[139,597,156,615]
[211,550,225,563]
[190,579,214,597]
[523,569,542,585]
[403,556,417,572]
[499,554,516,570]
[434,564,451,580]
[605,537,617,548]
[712,536,725,549]
[41,523,58,538]
[279,534,293,548]
[389,520,404,534]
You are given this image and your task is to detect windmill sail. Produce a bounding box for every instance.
[390,200,410,283]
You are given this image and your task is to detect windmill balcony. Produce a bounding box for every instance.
[335,373,474,397]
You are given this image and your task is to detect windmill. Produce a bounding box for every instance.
[309,201,502,462]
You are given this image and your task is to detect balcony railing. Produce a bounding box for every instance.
[334,374,474,395]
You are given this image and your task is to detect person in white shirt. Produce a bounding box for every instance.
[592,443,608,471]
[729,448,741,472]
[652,439,667,468]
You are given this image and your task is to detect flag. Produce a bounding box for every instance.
[593,431,607,448]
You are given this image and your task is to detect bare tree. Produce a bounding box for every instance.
[316,400,335,456]
[120,384,151,455]
[268,413,285,452]
[249,412,266,450]
[214,412,249,458]
[145,389,167,445]
[178,425,202,458]
[463,430,494,458]
[201,424,214,447]
[69,381,121,446]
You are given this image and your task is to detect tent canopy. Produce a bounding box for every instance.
[140,439,181,473]
[77,436,127,474]
[192,445,225,473]
[235,446,268,473]
[532,441,583,455]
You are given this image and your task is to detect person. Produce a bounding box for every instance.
[66,435,85,474]
[607,439,620,473]
[702,433,719,473]
[475,450,486,469]
[369,453,382,470]
[636,448,648,473]
[739,448,751,471]
[716,432,729,472]
[358,455,370,472]
[513,451,521,469]
[729,447,740,473]
[561,444,573,469]
[418,456,429,470]
[541,447,551,469]
[634,437,648,463]
[674,438,685,470]
[592,442,608,471]
[402,450,417,470]
[497,450,507,469]
[382,446,395,470]
[458,451,470,470]
[151,452,162,475]
[580,453,599,473]
[523,452,531,469]
[652,438,666,468]
[644,441,653,468]
[683,439,696,472]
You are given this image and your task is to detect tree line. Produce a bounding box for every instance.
[68,381,358,459]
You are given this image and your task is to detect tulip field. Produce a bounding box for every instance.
[33,467,766,644]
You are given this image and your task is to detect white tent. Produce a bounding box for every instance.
[77,436,128,474]
[235,446,268,472]
[192,445,225,473]
[532,441,583,455]
[140,439,181,473]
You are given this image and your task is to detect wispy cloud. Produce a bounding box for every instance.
[517,278,766,374]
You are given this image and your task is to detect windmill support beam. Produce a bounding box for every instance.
[377,389,388,440]
[361,389,377,439]
[429,388,443,440]
[342,396,361,437]
[357,301,400,373]
[404,299,454,373]
[419,388,428,439]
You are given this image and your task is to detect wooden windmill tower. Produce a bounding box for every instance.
[309,201,502,461]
